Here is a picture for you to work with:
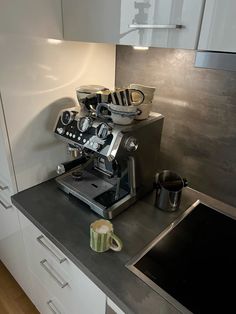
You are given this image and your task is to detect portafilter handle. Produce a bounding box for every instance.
[57,157,87,175]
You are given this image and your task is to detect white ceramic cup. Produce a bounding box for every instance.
[129,84,156,120]
[129,84,156,104]
[135,103,153,120]
[96,103,140,125]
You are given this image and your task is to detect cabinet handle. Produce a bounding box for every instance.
[129,24,183,29]
[0,199,12,210]
[37,235,67,264]
[40,259,68,288]
[0,183,8,191]
[47,300,61,314]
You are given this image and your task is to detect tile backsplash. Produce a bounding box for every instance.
[116,45,236,207]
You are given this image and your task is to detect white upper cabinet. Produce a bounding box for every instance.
[198,0,236,52]
[0,0,63,39]
[62,0,204,49]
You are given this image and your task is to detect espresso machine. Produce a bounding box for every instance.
[54,86,164,219]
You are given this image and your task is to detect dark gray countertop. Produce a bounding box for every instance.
[12,180,236,314]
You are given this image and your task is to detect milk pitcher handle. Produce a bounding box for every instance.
[154,173,160,187]
[154,173,161,195]
[96,102,110,119]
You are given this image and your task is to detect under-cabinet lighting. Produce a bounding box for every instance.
[133,46,149,50]
[47,38,62,45]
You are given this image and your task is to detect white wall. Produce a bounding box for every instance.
[0,34,116,191]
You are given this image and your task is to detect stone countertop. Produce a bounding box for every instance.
[12,180,236,314]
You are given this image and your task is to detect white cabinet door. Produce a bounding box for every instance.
[62,0,121,44]
[198,0,236,52]
[106,298,125,314]
[63,0,204,49]
[19,211,107,314]
[0,127,11,188]
[0,0,63,39]
[0,98,31,297]
[0,202,32,296]
[0,97,15,190]
[30,270,67,314]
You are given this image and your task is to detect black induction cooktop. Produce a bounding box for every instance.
[128,202,236,313]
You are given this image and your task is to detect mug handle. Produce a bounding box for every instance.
[96,102,110,119]
[129,89,145,106]
[110,232,123,252]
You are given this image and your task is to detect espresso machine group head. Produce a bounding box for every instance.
[54,92,164,219]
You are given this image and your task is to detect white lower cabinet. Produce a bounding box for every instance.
[19,212,107,314]
[106,298,125,314]
[0,192,32,297]
[0,98,32,296]
[30,270,67,314]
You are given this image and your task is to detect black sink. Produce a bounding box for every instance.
[127,202,236,313]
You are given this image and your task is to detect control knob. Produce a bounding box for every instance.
[96,123,111,139]
[124,137,139,152]
[61,110,75,125]
[77,116,93,133]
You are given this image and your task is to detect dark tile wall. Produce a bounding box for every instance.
[116,45,236,207]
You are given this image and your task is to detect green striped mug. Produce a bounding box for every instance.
[90,219,123,252]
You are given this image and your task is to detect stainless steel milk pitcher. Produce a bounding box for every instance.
[155,170,188,212]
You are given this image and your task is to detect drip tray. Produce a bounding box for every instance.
[127,201,236,313]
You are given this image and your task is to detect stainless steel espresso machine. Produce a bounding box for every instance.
[54,86,164,219]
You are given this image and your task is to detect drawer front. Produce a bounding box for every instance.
[0,181,14,203]
[19,212,71,276]
[0,197,18,241]
[0,177,12,195]
[0,175,15,213]
[107,298,125,314]
[0,152,11,188]
[19,212,106,314]
[0,203,32,295]
[30,270,67,314]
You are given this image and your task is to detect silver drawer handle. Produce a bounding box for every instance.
[47,300,61,314]
[0,199,12,209]
[129,24,183,29]
[0,184,8,191]
[40,259,68,288]
[37,235,67,264]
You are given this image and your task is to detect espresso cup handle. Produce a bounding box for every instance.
[129,89,144,106]
[109,232,123,252]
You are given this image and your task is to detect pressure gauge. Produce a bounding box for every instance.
[96,123,111,139]
[77,116,93,132]
[61,110,74,125]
